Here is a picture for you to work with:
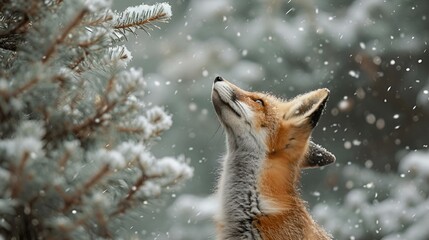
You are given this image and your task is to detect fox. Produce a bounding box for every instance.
[211,76,336,240]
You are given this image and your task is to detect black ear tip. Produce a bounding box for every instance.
[323,150,336,164]
[305,141,336,168]
[312,150,336,167]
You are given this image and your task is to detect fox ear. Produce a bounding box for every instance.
[285,88,330,128]
[301,141,336,168]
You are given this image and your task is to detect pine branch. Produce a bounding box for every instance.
[112,3,172,38]
[43,73,132,143]
[62,164,110,212]
[110,171,149,217]
[0,1,191,238]
[70,76,137,140]
[42,8,87,63]
[71,100,117,137]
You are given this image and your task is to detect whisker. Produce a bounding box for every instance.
[209,123,222,142]
[234,100,247,118]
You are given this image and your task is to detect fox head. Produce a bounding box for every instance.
[211,76,335,169]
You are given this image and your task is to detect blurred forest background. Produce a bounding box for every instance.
[113,0,429,239]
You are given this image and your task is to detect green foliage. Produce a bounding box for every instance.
[0,0,192,239]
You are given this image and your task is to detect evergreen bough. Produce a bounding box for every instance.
[0,0,192,239]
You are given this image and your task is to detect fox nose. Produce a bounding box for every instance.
[214,76,224,83]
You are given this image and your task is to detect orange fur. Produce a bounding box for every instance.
[256,96,331,239]
[256,146,331,240]
[212,77,333,240]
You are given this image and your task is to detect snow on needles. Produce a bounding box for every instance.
[0,121,45,160]
[0,0,190,238]
[96,149,126,169]
[153,156,193,180]
[124,3,172,19]
[112,2,172,36]
[137,155,193,198]
[146,106,173,134]
[158,2,172,18]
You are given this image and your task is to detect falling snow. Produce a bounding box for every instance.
[54,0,429,238]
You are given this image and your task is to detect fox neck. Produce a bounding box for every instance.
[218,130,265,239]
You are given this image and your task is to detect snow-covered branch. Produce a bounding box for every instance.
[112,3,172,37]
[0,0,191,239]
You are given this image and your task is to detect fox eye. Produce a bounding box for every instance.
[254,99,264,106]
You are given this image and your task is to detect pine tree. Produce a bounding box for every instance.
[0,0,192,239]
